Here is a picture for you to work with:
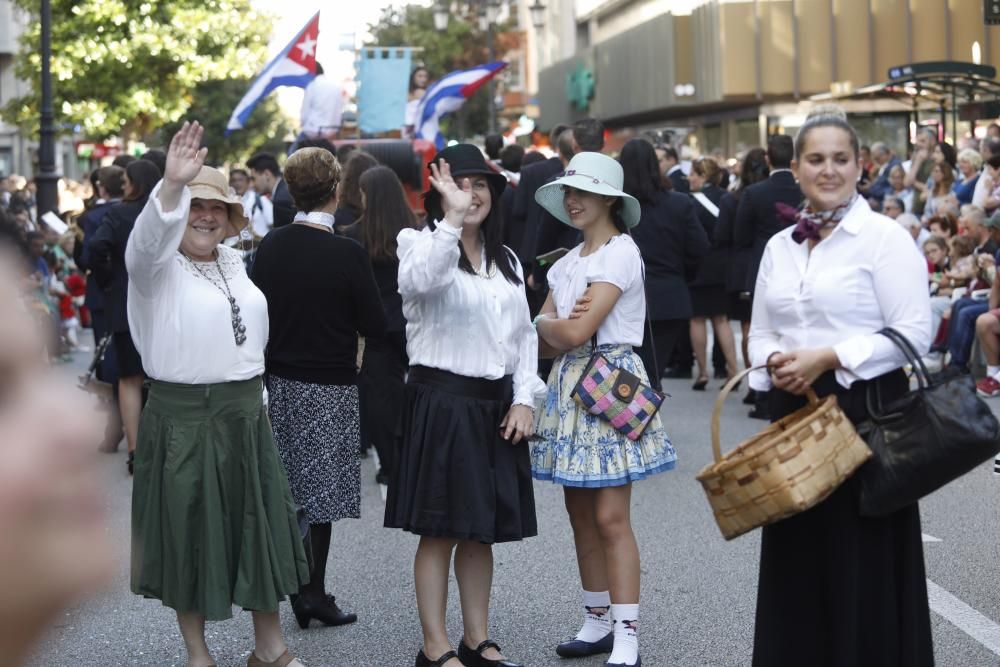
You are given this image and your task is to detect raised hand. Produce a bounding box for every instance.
[429,158,471,228]
[164,121,208,187]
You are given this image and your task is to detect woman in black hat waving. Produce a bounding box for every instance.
[385,145,545,667]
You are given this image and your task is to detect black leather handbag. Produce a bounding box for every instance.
[856,327,1000,517]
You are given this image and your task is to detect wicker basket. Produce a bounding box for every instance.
[696,367,872,540]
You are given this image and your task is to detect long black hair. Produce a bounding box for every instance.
[423,180,521,286]
[619,138,664,205]
[737,147,769,199]
[357,166,418,262]
[123,159,162,204]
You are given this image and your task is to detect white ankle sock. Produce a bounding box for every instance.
[608,603,639,665]
[989,365,1000,379]
[574,590,612,642]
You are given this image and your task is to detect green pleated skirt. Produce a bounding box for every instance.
[131,377,309,621]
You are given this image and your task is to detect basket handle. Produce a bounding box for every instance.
[710,366,820,464]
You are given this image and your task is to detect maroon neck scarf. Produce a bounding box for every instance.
[776,193,859,244]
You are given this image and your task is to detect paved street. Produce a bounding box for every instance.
[29,344,1000,666]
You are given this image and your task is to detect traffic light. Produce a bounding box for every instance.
[987,0,1000,25]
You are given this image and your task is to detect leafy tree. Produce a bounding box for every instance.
[155,77,293,166]
[3,0,275,141]
[366,4,516,141]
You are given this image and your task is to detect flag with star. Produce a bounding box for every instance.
[226,12,319,134]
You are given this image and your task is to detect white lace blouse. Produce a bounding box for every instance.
[397,222,546,408]
[125,182,268,384]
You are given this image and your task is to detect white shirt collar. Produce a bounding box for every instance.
[293,210,335,230]
[770,168,793,176]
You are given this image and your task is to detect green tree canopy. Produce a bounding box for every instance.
[4,0,276,142]
[366,4,514,141]
[156,78,293,166]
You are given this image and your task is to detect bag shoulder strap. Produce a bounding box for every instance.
[692,192,720,218]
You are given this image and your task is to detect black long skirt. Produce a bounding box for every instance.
[752,370,934,667]
[383,366,537,544]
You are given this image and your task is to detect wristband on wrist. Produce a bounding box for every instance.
[532,313,552,328]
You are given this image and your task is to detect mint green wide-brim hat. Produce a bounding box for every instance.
[534,151,642,229]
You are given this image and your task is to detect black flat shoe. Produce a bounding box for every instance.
[747,408,770,420]
[292,593,357,629]
[458,639,521,667]
[415,649,461,667]
[692,377,708,391]
[556,632,614,657]
[663,367,692,379]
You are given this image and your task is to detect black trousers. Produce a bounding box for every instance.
[358,331,408,476]
[637,319,687,388]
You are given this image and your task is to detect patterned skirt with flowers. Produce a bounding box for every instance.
[531,344,677,487]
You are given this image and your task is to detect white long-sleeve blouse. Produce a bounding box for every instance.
[125,182,268,384]
[397,222,546,408]
[748,197,932,392]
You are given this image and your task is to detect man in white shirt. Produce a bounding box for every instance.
[230,168,272,238]
[300,63,345,141]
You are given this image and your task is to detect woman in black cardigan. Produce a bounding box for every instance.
[251,147,387,630]
[688,158,741,390]
[619,139,710,389]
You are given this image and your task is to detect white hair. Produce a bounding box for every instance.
[896,213,921,230]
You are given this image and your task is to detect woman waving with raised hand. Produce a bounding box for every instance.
[127,121,309,667]
[384,144,545,667]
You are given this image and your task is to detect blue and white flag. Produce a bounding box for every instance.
[226,12,320,135]
[415,61,508,149]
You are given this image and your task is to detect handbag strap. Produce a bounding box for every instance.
[879,327,931,390]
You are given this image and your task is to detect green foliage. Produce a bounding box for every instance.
[155,78,293,166]
[4,0,274,141]
[366,4,505,141]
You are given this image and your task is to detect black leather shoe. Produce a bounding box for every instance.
[663,367,693,379]
[416,649,460,667]
[458,639,521,667]
[292,593,358,629]
[747,408,770,420]
[556,632,614,657]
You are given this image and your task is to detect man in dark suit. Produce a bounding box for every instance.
[733,133,802,418]
[248,152,295,228]
[862,142,901,203]
[658,145,689,193]
[529,117,606,285]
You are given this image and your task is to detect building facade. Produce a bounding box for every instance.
[535,0,997,156]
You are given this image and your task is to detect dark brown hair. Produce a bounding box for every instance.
[123,160,162,203]
[338,151,379,211]
[794,115,860,161]
[357,166,418,262]
[692,158,722,187]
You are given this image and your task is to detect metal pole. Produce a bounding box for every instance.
[36,0,61,218]
[488,21,496,133]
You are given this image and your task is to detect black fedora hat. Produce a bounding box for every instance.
[424,143,508,197]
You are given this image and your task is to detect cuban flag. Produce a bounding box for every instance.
[226,12,319,135]
[415,61,508,149]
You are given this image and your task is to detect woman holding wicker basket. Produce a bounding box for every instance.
[747,114,933,666]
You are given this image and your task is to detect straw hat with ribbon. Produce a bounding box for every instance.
[534,152,642,229]
[187,166,249,238]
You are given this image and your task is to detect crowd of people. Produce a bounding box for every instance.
[3,103,1000,667]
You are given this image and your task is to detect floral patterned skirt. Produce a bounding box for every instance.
[530,344,677,488]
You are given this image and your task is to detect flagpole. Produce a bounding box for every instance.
[487,23,496,133]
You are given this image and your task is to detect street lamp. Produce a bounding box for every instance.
[36,0,61,218]
[529,0,547,30]
[433,3,449,31]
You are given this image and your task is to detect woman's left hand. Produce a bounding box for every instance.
[769,347,839,396]
[500,404,535,444]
